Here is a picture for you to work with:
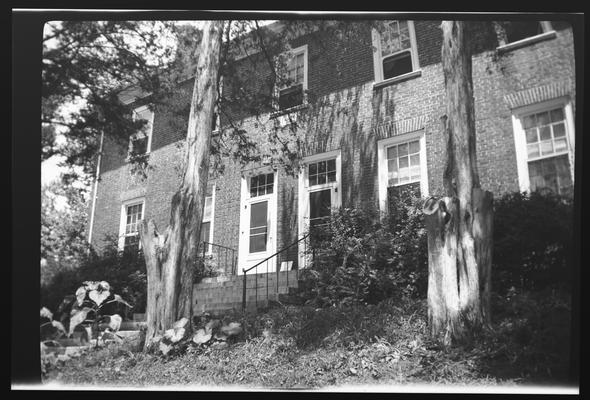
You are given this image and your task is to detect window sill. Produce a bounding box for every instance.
[496,31,557,53]
[270,103,308,119]
[373,70,422,90]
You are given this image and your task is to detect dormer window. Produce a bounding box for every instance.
[277,45,308,111]
[129,105,154,157]
[372,20,420,87]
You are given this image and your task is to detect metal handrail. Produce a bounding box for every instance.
[200,241,238,276]
[242,233,310,311]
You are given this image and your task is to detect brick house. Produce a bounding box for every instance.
[86,20,576,314]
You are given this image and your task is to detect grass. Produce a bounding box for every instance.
[42,287,573,389]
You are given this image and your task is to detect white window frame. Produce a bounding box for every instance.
[511,97,575,194]
[237,168,278,274]
[372,20,421,89]
[377,131,428,214]
[201,185,216,254]
[298,150,342,268]
[128,105,154,158]
[274,44,308,112]
[118,197,145,251]
[496,21,556,53]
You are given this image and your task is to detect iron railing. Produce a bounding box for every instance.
[201,241,238,275]
[241,233,311,311]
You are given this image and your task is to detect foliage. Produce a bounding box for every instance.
[42,287,572,387]
[302,185,428,306]
[41,237,147,319]
[41,180,91,286]
[492,191,574,294]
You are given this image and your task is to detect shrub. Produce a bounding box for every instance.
[41,236,147,319]
[493,191,574,294]
[303,185,428,306]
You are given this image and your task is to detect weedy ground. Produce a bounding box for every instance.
[42,288,573,389]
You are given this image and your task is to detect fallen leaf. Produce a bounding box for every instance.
[193,329,212,345]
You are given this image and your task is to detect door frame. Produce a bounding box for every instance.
[297,149,342,268]
[237,168,278,275]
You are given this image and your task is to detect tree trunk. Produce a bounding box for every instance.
[424,21,494,345]
[139,21,224,351]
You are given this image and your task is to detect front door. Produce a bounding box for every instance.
[238,171,277,275]
[298,151,342,268]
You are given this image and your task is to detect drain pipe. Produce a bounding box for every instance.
[87,131,105,245]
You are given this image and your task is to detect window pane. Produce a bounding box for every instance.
[525,128,538,143]
[553,123,566,137]
[522,115,536,129]
[266,184,273,194]
[554,138,568,153]
[550,108,564,122]
[249,234,267,253]
[258,186,266,197]
[540,140,554,155]
[251,176,258,188]
[318,174,326,184]
[399,156,409,168]
[537,111,550,126]
[410,154,420,166]
[250,188,257,197]
[309,175,317,186]
[266,173,274,184]
[203,197,212,220]
[527,144,540,158]
[409,140,420,154]
[310,189,331,220]
[398,143,408,156]
[387,146,397,160]
[327,159,336,172]
[327,171,336,183]
[387,159,397,173]
[318,161,326,173]
[250,201,268,228]
[382,52,412,80]
[539,126,551,141]
[309,163,317,176]
[200,222,210,244]
[528,155,572,195]
[409,166,421,180]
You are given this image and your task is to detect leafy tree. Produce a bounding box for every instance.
[40,180,90,286]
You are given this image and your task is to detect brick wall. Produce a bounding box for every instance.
[89,21,576,277]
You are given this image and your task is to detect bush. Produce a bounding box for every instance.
[41,236,147,320]
[493,191,574,294]
[303,185,428,307]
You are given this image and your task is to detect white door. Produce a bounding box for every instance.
[238,171,277,275]
[298,151,342,268]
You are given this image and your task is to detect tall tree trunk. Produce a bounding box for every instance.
[423,21,494,345]
[139,21,224,351]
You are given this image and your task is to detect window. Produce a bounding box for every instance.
[200,193,215,253]
[277,45,308,111]
[129,105,154,157]
[118,199,145,251]
[372,21,420,86]
[249,200,268,253]
[377,132,428,214]
[308,159,336,187]
[250,173,274,197]
[496,21,556,51]
[512,102,575,196]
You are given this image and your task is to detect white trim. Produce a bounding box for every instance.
[128,105,154,158]
[298,149,342,268]
[202,184,216,254]
[117,197,145,251]
[372,20,420,84]
[377,130,428,214]
[87,131,105,245]
[237,170,278,275]
[510,97,575,193]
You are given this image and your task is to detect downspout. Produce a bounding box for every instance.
[87,131,105,245]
